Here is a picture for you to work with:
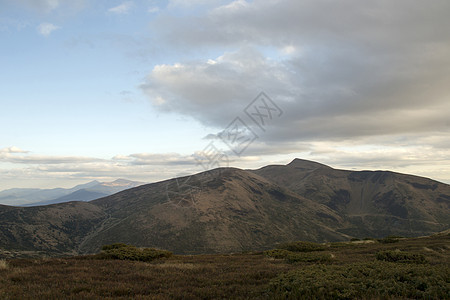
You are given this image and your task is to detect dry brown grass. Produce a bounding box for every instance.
[154,262,197,269]
[0,260,8,270]
[0,234,448,299]
[0,254,294,299]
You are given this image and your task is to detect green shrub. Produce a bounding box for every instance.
[101,243,129,251]
[328,242,352,249]
[350,238,360,241]
[376,250,426,263]
[276,241,326,252]
[97,244,172,262]
[286,252,333,263]
[265,249,333,263]
[269,261,449,299]
[378,236,400,243]
[264,249,291,259]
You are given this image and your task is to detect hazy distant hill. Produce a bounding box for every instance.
[0,179,144,206]
[0,159,448,256]
[0,181,99,206]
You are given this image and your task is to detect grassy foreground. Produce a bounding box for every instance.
[0,234,448,299]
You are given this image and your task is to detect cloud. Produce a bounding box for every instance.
[0,146,29,154]
[108,1,134,15]
[144,0,450,140]
[15,0,61,13]
[137,0,450,184]
[167,0,225,8]
[37,22,60,36]
[148,6,160,13]
[0,153,103,165]
[11,0,86,14]
[141,47,297,128]
[0,150,231,191]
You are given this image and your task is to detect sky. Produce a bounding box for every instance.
[0,0,449,191]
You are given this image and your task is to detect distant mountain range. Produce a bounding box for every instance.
[0,159,448,256]
[0,179,145,206]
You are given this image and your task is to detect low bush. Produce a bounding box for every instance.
[264,249,291,259]
[269,261,449,299]
[328,242,352,249]
[101,243,129,251]
[376,250,426,263]
[276,241,326,252]
[264,249,333,263]
[97,244,172,262]
[286,252,333,263]
[378,236,400,243]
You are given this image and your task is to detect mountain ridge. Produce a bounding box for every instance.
[0,159,448,256]
[0,179,145,206]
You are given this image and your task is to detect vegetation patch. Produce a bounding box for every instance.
[0,234,448,299]
[264,249,291,259]
[0,260,8,270]
[376,250,426,263]
[95,243,172,262]
[286,252,333,263]
[377,236,402,243]
[269,261,449,299]
[276,241,326,252]
[264,248,333,263]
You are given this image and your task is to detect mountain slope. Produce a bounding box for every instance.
[0,160,448,256]
[0,202,107,255]
[253,159,450,237]
[30,190,109,206]
[80,168,349,254]
[0,168,350,255]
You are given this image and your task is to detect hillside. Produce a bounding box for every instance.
[0,202,107,255]
[253,159,450,238]
[80,168,349,254]
[1,233,448,299]
[0,159,449,256]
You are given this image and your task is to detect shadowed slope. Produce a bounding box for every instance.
[253,159,450,237]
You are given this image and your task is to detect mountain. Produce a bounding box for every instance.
[80,168,349,254]
[0,202,106,255]
[0,187,76,206]
[0,179,144,206]
[0,159,448,256]
[253,159,450,238]
[30,190,109,206]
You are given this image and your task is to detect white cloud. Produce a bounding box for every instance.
[141,47,297,127]
[0,150,222,191]
[280,45,296,55]
[0,146,29,154]
[168,0,224,8]
[108,1,134,15]
[148,6,160,13]
[37,22,60,36]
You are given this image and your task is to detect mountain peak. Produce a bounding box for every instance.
[287,158,331,169]
[100,179,143,187]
